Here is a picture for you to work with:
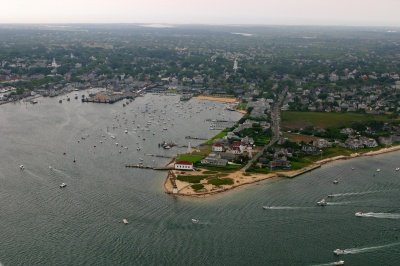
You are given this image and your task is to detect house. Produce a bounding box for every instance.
[174,161,194,171]
[269,159,291,169]
[312,139,332,149]
[201,153,228,166]
[302,145,321,155]
[360,137,378,148]
[345,138,364,150]
[212,143,224,152]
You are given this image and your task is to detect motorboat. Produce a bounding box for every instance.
[123,219,129,224]
[333,249,345,255]
[60,183,67,188]
[396,168,400,171]
[124,130,128,134]
[317,199,327,206]
[376,168,381,172]
[19,165,24,170]
[333,180,339,184]
[333,260,345,265]
[191,219,199,224]
[355,212,364,217]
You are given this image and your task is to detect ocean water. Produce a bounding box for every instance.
[0,92,399,266]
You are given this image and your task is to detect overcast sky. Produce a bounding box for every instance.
[1,0,399,26]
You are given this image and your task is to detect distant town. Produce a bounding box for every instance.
[1,24,400,195]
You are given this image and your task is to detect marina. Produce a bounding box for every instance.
[0,92,399,265]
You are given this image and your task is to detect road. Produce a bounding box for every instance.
[242,87,288,172]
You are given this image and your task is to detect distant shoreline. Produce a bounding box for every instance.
[164,145,400,197]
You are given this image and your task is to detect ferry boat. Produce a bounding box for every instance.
[60,183,67,188]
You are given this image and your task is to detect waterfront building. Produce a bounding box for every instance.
[175,161,194,170]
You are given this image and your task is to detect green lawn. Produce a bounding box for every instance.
[282,111,391,129]
[208,178,234,186]
[205,129,229,145]
[177,175,209,183]
[191,184,205,191]
[176,154,205,163]
[200,164,243,172]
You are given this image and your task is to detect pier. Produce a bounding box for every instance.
[185,136,207,140]
[125,164,174,170]
[146,154,174,159]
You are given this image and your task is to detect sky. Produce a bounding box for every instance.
[1,0,400,27]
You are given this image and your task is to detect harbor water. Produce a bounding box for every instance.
[0,93,399,265]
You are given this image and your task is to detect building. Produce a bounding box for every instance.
[174,161,194,171]
[212,143,224,152]
[201,153,228,166]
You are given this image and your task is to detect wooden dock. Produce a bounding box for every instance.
[125,164,174,170]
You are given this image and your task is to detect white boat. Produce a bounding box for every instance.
[396,168,400,171]
[123,219,129,224]
[333,180,339,184]
[49,166,53,169]
[124,130,128,134]
[333,260,345,265]
[317,199,327,206]
[333,249,345,255]
[60,183,67,188]
[355,212,364,217]
[19,165,24,170]
[191,219,199,224]
[376,168,381,172]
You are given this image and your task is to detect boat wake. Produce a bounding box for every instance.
[326,201,356,206]
[262,206,312,210]
[311,262,343,266]
[356,212,400,219]
[337,242,400,255]
[328,190,394,198]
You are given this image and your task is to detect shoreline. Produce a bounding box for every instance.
[164,144,400,197]
[193,95,238,104]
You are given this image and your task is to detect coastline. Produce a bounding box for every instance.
[193,95,238,104]
[164,144,400,197]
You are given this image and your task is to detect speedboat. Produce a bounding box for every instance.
[60,183,67,188]
[333,260,345,265]
[317,199,327,206]
[327,194,334,198]
[333,249,345,255]
[191,219,199,224]
[355,212,364,217]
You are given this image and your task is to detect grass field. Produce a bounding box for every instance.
[282,111,391,129]
[176,154,205,163]
[284,133,319,143]
[205,129,229,145]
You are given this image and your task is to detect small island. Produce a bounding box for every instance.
[165,95,400,197]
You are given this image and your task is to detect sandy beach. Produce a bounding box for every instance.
[164,145,400,197]
[193,95,238,103]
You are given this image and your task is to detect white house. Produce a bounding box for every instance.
[212,143,224,152]
[175,161,194,171]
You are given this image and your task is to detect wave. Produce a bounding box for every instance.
[262,206,312,210]
[357,212,400,219]
[328,190,394,198]
[339,242,400,255]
